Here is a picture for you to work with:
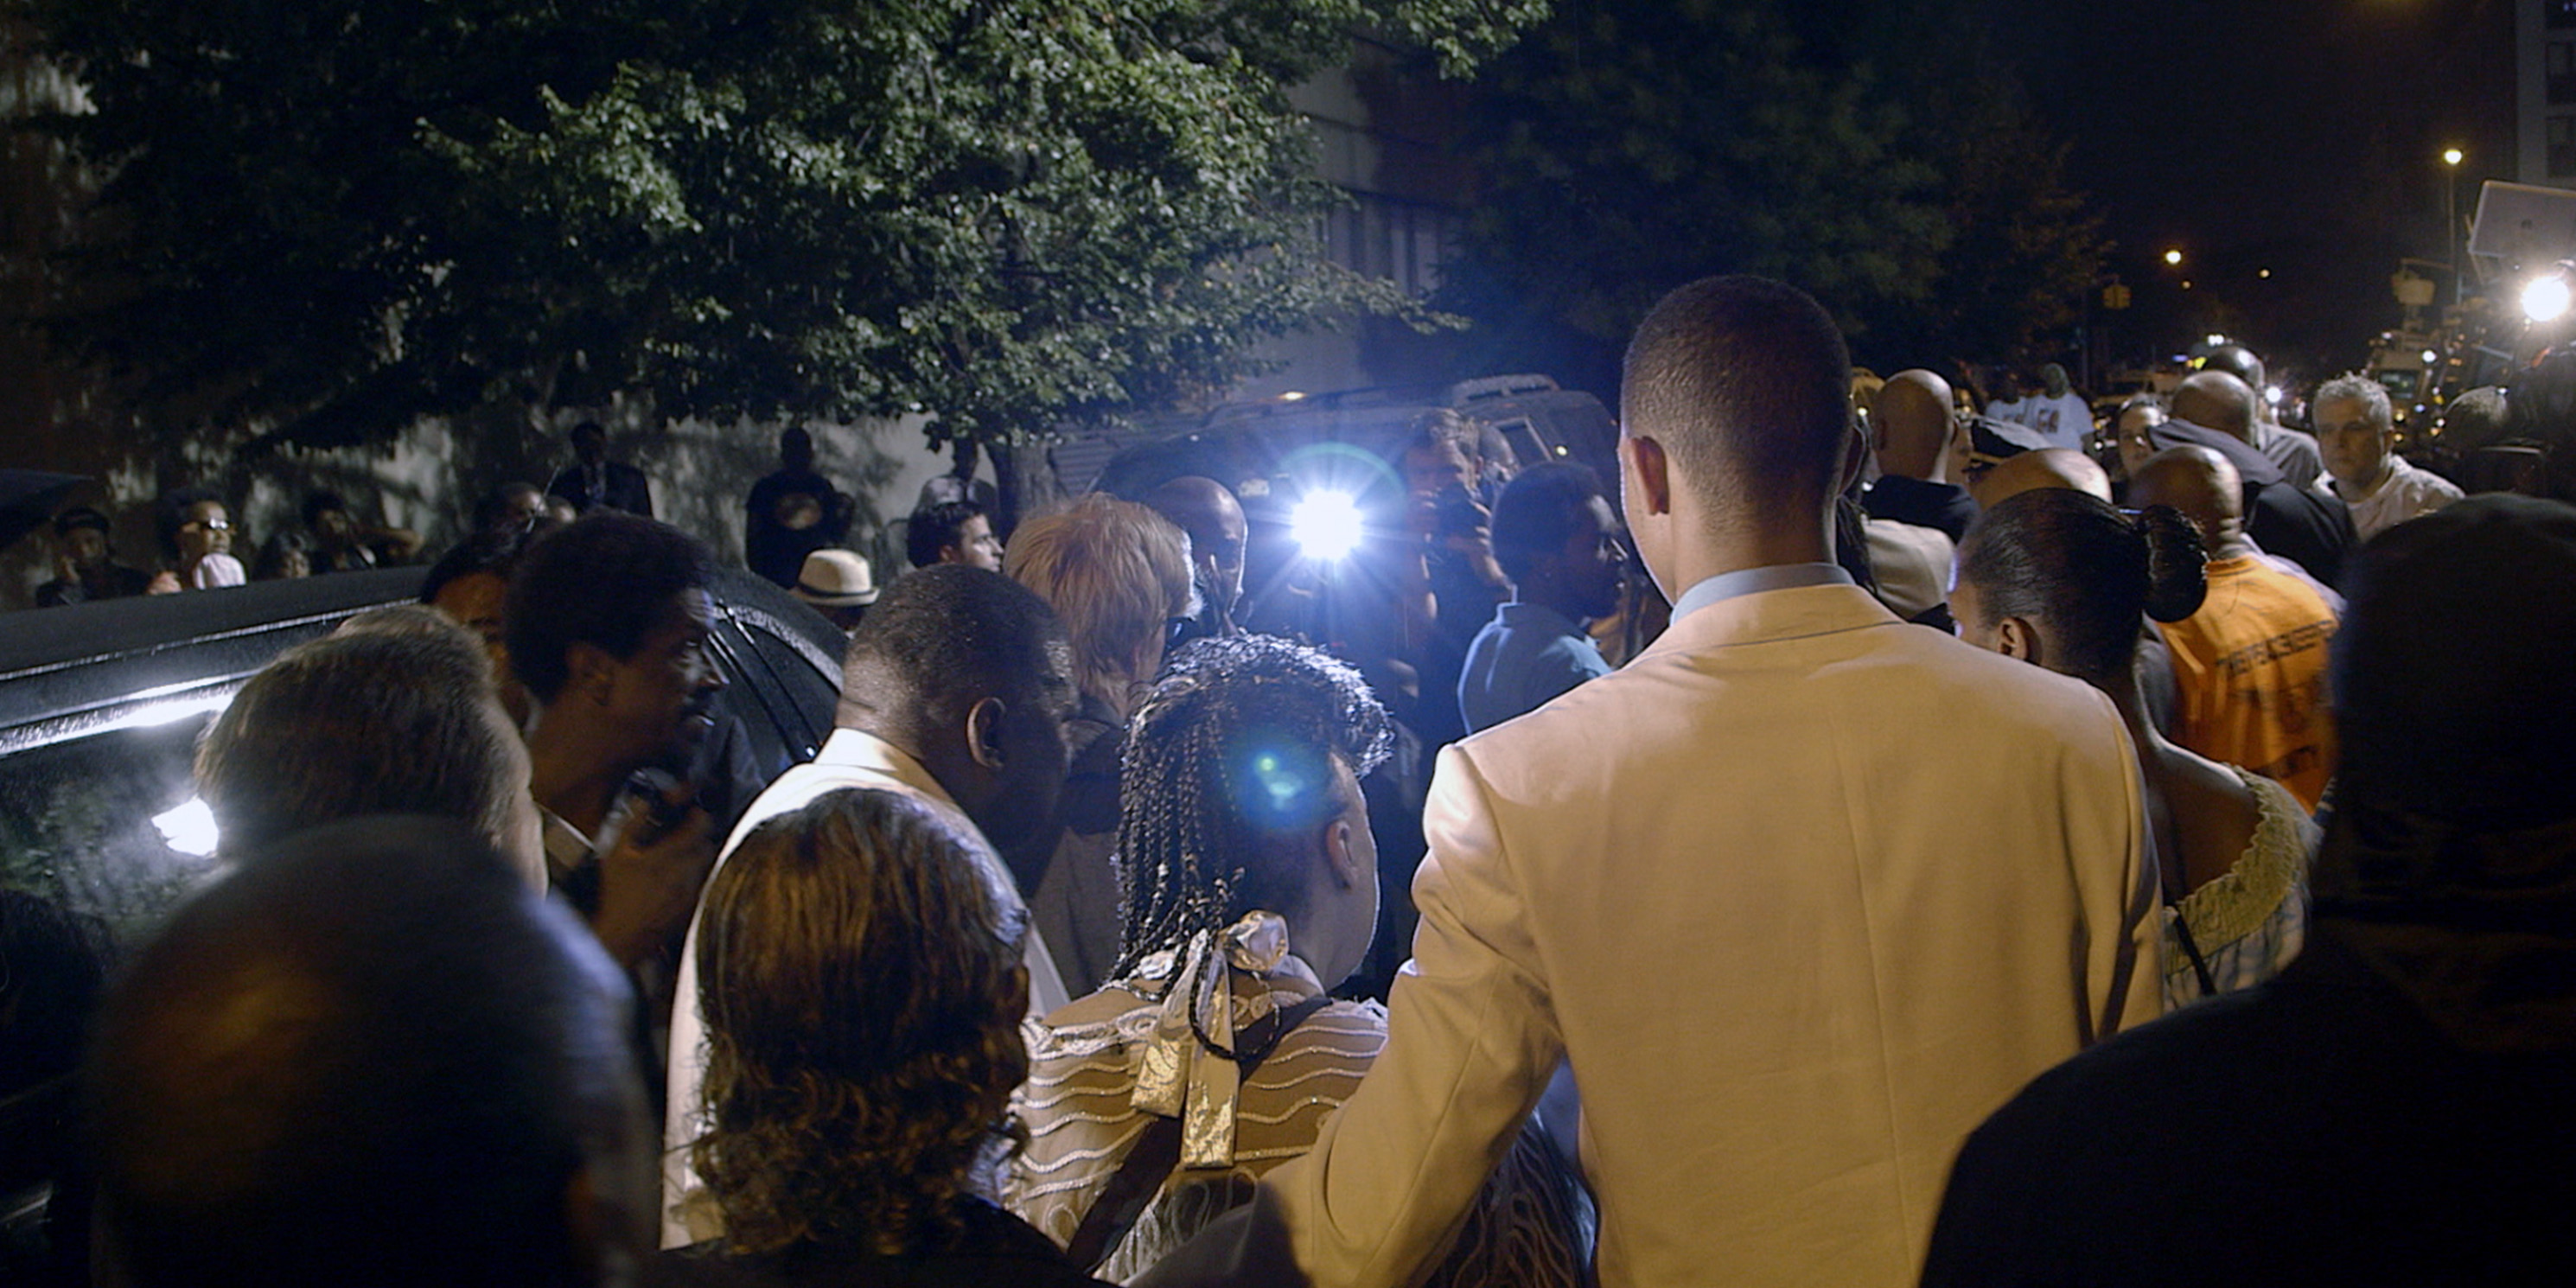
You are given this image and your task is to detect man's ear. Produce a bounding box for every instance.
[964,695,1010,771]
[1319,816,1363,891]
[1996,615,2041,665]
[1840,422,1871,494]
[566,641,619,705]
[1622,433,1674,518]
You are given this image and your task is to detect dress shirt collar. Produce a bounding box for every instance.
[1491,600,1589,639]
[538,805,592,882]
[1668,562,1854,622]
[813,726,960,812]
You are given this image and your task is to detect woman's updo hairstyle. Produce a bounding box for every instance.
[1956,488,2208,684]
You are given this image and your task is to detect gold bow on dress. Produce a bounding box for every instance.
[1129,909,1292,1170]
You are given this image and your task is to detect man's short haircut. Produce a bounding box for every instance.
[1002,494,1193,711]
[2117,393,2165,419]
[86,815,640,1288]
[471,481,545,532]
[2313,373,2394,429]
[905,500,986,570]
[420,528,532,607]
[52,505,111,539]
[1621,275,1854,513]
[300,489,349,531]
[194,610,522,858]
[504,513,712,703]
[1400,408,1476,463]
[840,564,1066,724]
[571,420,607,443]
[1491,462,1608,583]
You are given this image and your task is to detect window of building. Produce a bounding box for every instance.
[2551,0,2576,30]
[2550,115,2576,177]
[2554,41,2576,105]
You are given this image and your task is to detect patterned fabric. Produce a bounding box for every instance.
[1009,952,1588,1286]
[2162,768,2318,1007]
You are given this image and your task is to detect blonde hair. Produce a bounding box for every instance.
[1003,494,1192,715]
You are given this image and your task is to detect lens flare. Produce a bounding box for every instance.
[2525,274,2573,324]
[1289,490,1364,562]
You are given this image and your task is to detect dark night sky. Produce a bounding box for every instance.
[1973,0,2515,373]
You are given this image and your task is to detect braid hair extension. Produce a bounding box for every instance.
[1111,634,1393,979]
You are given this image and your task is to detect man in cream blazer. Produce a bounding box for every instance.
[1140,277,2160,1288]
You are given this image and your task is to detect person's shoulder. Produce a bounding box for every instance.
[2399,458,2466,502]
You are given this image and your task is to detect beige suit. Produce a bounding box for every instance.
[1249,583,2158,1287]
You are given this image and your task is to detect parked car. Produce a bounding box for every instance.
[0,563,845,1280]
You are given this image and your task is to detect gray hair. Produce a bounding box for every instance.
[2314,373,2394,429]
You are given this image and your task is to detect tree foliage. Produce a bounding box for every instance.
[1438,0,2100,386]
[29,0,1546,450]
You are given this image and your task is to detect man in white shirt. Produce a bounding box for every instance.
[2312,373,2464,542]
[660,564,1081,1247]
[1139,275,2158,1288]
[2018,363,2095,455]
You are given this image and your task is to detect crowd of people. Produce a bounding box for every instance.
[8,271,2576,1288]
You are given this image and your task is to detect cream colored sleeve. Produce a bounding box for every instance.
[1257,743,1567,1288]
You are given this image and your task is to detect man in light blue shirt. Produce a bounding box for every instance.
[1457,462,1626,732]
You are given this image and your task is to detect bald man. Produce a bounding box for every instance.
[86,815,653,1288]
[1865,369,1978,540]
[2150,372,2355,590]
[2132,447,2339,811]
[1145,475,1248,640]
[2199,343,2324,489]
[1968,447,2114,510]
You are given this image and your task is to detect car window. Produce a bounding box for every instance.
[0,716,222,960]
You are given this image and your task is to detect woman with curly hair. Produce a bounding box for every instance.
[1006,635,1589,1285]
[653,787,1105,1287]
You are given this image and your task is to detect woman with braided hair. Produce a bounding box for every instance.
[1006,634,1588,1285]
[1950,488,2318,1006]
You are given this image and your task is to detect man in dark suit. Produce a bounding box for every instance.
[2151,371,2354,590]
[546,421,655,518]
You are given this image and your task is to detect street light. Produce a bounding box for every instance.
[2163,248,2184,266]
[2443,147,2464,168]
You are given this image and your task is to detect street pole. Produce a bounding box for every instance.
[2444,148,2464,308]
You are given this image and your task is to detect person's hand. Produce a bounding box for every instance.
[54,552,78,584]
[589,782,718,970]
[146,571,182,595]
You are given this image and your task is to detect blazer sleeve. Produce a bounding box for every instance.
[2088,701,2165,1046]
[1259,743,1567,1287]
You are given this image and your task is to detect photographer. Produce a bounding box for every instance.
[1389,411,1513,751]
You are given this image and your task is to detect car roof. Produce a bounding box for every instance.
[0,563,845,762]
[0,568,426,758]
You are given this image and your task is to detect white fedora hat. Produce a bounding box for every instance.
[792,549,879,608]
